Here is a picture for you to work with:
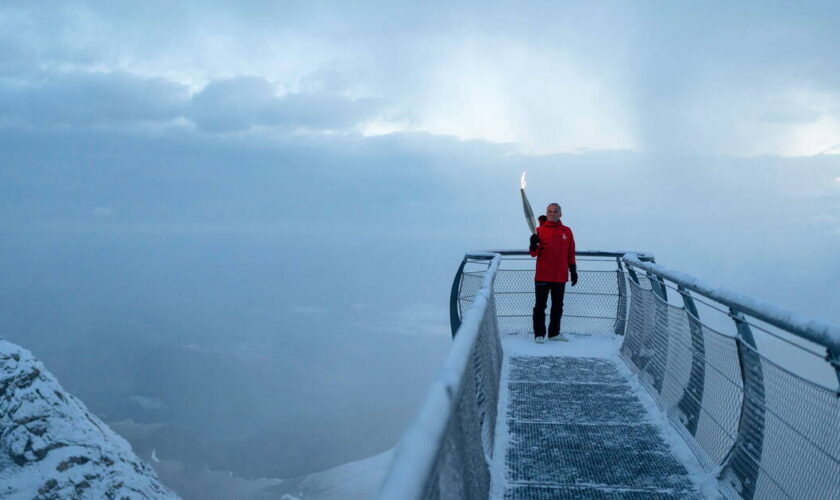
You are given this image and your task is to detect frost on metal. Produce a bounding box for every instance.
[0,339,179,500]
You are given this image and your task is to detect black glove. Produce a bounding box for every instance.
[529,234,539,252]
[570,264,578,286]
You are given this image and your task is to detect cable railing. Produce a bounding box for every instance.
[380,250,840,500]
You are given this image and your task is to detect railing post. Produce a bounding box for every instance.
[643,271,669,392]
[626,265,640,285]
[614,257,628,335]
[648,272,667,302]
[826,348,840,389]
[674,286,706,436]
[719,308,766,500]
[646,256,668,302]
[449,257,468,338]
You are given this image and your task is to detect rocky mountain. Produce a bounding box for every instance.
[0,339,178,499]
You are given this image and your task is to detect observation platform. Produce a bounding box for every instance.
[378,251,840,500]
[493,335,704,499]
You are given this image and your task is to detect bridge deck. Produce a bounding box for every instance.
[490,335,707,499]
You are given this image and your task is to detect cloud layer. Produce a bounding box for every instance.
[3,1,840,154]
[0,70,381,134]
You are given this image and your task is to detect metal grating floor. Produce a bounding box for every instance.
[501,356,701,499]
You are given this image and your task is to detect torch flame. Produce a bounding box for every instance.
[520,171,527,190]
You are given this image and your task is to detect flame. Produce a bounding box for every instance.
[520,171,527,190]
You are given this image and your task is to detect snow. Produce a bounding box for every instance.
[624,253,840,353]
[148,448,393,500]
[611,351,724,499]
[488,344,513,499]
[0,339,179,499]
[377,253,501,499]
[279,449,394,500]
[500,331,624,359]
[490,332,723,499]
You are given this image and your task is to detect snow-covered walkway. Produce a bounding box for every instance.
[489,334,715,499]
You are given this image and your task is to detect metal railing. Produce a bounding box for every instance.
[621,253,840,500]
[378,253,503,500]
[451,250,654,337]
[381,250,840,500]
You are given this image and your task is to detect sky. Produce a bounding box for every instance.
[4,1,840,155]
[1,1,840,499]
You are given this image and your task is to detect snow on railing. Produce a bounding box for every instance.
[621,253,840,500]
[623,253,840,358]
[377,253,502,500]
[382,250,840,500]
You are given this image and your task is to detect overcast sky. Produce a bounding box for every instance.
[4,0,840,156]
[2,2,840,498]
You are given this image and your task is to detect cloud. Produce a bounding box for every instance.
[6,2,840,154]
[2,123,839,488]
[0,70,188,128]
[91,206,116,217]
[754,101,823,124]
[353,302,450,337]
[287,305,328,316]
[189,76,383,133]
[0,70,384,135]
[627,2,840,156]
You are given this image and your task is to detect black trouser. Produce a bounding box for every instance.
[533,281,566,338]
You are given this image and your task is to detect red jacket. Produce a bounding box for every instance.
[529,220,576,282]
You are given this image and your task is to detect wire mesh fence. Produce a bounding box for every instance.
[388,250,840,500]
[458,254,628,337]
[620,275,840,500]
[379,254,503,500]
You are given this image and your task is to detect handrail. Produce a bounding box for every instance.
[621,252,840,499]
[484,249,656,260]
[378,253,501,500]
[623,253,840,355]
[389,249,840,500]
[451,250,655,337]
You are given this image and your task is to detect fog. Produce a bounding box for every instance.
[2,1,840,497]
[2,128,838,488]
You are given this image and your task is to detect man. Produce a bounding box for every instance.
[529,203,577,343]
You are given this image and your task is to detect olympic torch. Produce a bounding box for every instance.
[520,171,537,234]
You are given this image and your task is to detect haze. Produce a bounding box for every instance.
[1,1,838,498]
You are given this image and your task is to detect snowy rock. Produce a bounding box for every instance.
[0,339,179,499]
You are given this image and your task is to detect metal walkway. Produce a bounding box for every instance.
[378,251,840,500]
[496,353,701,499]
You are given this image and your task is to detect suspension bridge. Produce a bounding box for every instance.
[378,251,840,499]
